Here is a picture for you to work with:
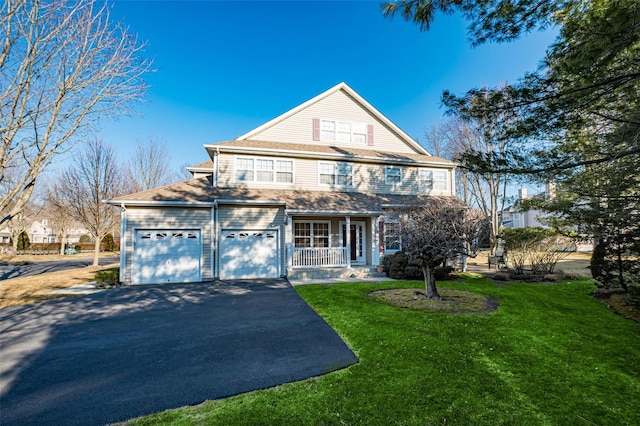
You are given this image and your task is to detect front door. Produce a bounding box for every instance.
[340,221,366,264]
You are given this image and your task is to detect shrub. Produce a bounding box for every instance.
[434,266,454,280]
[74,244,82,253]
[404,266,423,280]
[501,227,574,275]
[95,268,119,286]
[385,252,452,281]
[101,233,115,251]
[79,234,91,243]
[560,271,582,280]
[628,284,640,308]
[493,272,510,281]
[17,231,30,250]
[387,251,408,279]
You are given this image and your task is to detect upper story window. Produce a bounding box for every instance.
[319,161,353,187]
[314,118,372,145]
[384,166,402,185]
[235,156,294,184]
[419,169,448,192]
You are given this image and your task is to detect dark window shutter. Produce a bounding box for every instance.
[313,118,320,141]
[367,124,374,146]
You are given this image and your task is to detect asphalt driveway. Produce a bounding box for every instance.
[0,279,358,425]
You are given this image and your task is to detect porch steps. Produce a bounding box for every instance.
[287,266,386,281]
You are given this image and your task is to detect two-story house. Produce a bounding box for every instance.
[107,83,457,284]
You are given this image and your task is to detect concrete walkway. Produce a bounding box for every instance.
[288,276,396,286]
[0,279,357,426]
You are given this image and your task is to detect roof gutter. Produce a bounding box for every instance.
[204,144,453,167]
[105,200,217,207]
[286,209,384,216]
[213,199,286,206]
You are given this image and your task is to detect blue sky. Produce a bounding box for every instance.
[95,0,557,174]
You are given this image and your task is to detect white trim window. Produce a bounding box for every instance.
[320,119,367,144]
[293,221,330,248]
[383,221,401,252]
[419,169,449,192]
[318,161,353,187]
[235,156,294,184]
[384,166,402,185]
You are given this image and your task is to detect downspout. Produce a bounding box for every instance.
[119,203,127,283]
[214,200,219,278]
[214,204,217,279]
[214,147,220,187]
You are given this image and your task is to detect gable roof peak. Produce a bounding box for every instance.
[236,83,430,156]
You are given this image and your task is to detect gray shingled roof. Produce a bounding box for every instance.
[207,140,453,165]
[108,177,461,213]
[187,160,214,169]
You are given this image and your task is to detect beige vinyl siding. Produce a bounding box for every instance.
[247,90,421,154]
[217,205,286,276]
[217,152,454,196]
[124,207,213,283]
[365,165,454,196]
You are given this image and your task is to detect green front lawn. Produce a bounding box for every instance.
[130,276,640,425]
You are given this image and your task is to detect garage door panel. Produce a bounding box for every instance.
[132,230,202,284]
[220,230,279,279]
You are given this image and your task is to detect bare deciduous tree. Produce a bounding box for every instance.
[126,138,177,192]
[47,139,125,266]
[388,199,485,299]
[424,115,511,253]
[45,203,75,255]
[0,0,151,226]
[178,162,194,182]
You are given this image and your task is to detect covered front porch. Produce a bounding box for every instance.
[284,211,383,279]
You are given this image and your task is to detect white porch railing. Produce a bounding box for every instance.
[292,247,348,268]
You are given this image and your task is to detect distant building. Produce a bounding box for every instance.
[28,219,57,243]
[500,186,552,229]
[500,184,592,252]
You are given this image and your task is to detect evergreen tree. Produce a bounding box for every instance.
[384,0,640,293]
[17,231,30,251]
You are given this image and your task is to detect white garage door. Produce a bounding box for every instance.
[220,230,279,279]
[132,230,202,284]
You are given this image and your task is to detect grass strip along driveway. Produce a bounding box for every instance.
[128,276,640,425]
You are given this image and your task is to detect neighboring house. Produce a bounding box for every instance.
[500,187,550,229]
[28,219,57,243]
[66,228,89,244]
[107,83,458,284]
[500,185,593,252]
[0,216,90,247]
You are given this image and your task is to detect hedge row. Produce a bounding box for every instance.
[2,241,118,254]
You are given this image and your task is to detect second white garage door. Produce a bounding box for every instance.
[220,230,279,279]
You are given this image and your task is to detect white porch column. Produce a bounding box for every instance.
[372,216,380,267]
[345,215,351,268]
[285,213,293,273]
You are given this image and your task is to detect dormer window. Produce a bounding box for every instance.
[314,118,373,145]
